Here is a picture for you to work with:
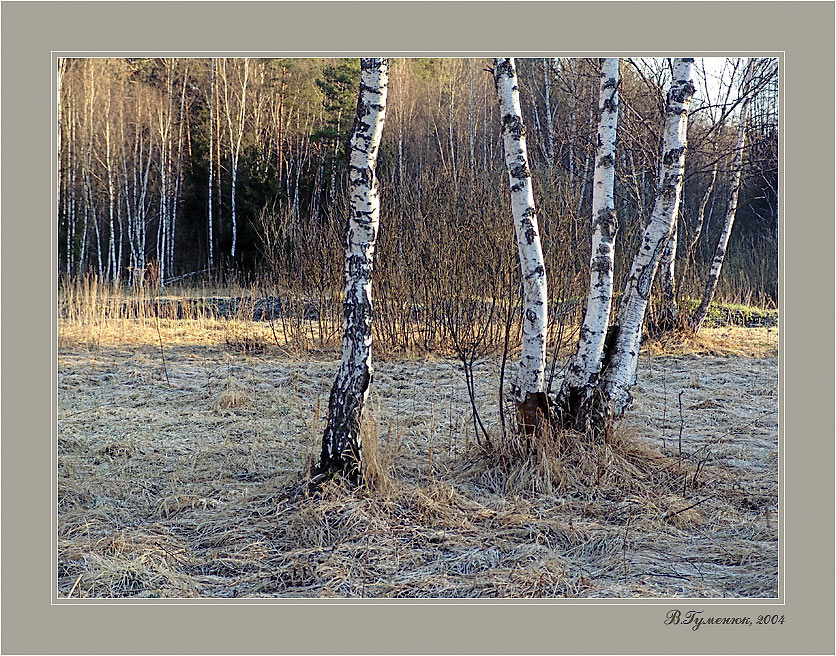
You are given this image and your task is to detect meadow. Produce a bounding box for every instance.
[57,282,778,598]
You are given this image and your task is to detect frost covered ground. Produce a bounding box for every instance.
[58,324,778,598]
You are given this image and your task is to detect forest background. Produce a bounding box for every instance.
[57,56,778,333]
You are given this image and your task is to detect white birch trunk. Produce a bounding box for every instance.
[318,58,389,483]
[137,116,153,281]
[221,58,249,261]
[575,79,596,216]
[115,99,128,279]
[468,59,476,172]
[116,197,124,278]
[81,198,89,273]
[214,65,222,266]
[483,82,489,171]
[688,162,718,254]
[93,199,103,279]
[691,59,755,331]
[567,60,577,182]
[121,136,136,282]
[127,119,140,284]
[208,58,215,273]
[658,217,678,327]
[448,79,457,182]
[493,58,549,430]
[86,63,100,278]
[398,133,404,188]
[330,110,341,204]
[105,89,116,281]
[67,107,77,276]
[169,69,187,279]
[57,58,65,275]
[157,137,168,285]
[598,58,696,420]
[558,58,619,429]
[157,64,173,286]
[543,58,555,167]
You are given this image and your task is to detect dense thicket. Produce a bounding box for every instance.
[57,57,778,312]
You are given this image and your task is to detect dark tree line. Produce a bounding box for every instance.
[57,57,778,310]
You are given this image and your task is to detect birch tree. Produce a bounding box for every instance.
[688,162,718,256]
[103,75,117,280]
[594,58,696,424]
[542,58,556,167]
[556,58,619,432]
[220,57,250,261]
[691,58,755,331]
[657,216,679,329]
[58,58,66,273]
[155,60,175,285]
[315,58,389,484]
[207,58,215,273]
[493,57,549,433]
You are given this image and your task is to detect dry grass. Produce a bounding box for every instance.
[57,287,778,598]
[644,325,778,358]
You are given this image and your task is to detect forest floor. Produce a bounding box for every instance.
[58,320,778,599]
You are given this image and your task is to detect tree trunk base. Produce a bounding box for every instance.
[314,448,363,490]
[516,392,551,439]
[553,385,616,443]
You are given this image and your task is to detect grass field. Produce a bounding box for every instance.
[57,292,778,598]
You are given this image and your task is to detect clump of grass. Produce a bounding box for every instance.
[358,408,402,497]
[463,420,715,505]
[59,527,201,598]
[214,383,253,412]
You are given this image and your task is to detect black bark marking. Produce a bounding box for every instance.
[590,258,613,274]
[636,234,670,299]
[669,80,696,105]
[509,163,530,180]
[593,208,618,238]
[600,324,619,372]
[493,58,515,83]
[597,153,615,168]
[524,226,537,245]
[663,146,685,166]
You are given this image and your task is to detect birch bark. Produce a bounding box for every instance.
[208,58,215,273]
[170,68,188,278]
[688,162,718,254]
[120,115,136,282]
[543,58,555,168]
[691,59,755,332]
[317,58,389,483]
[557,58,619,431]
[104,84,117,280]
[67,99,77,276]
[57,58,65,274]
[596,58,696,422]
[658,217,678,328]
[493,57,549,432]
[221,58,249,261]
